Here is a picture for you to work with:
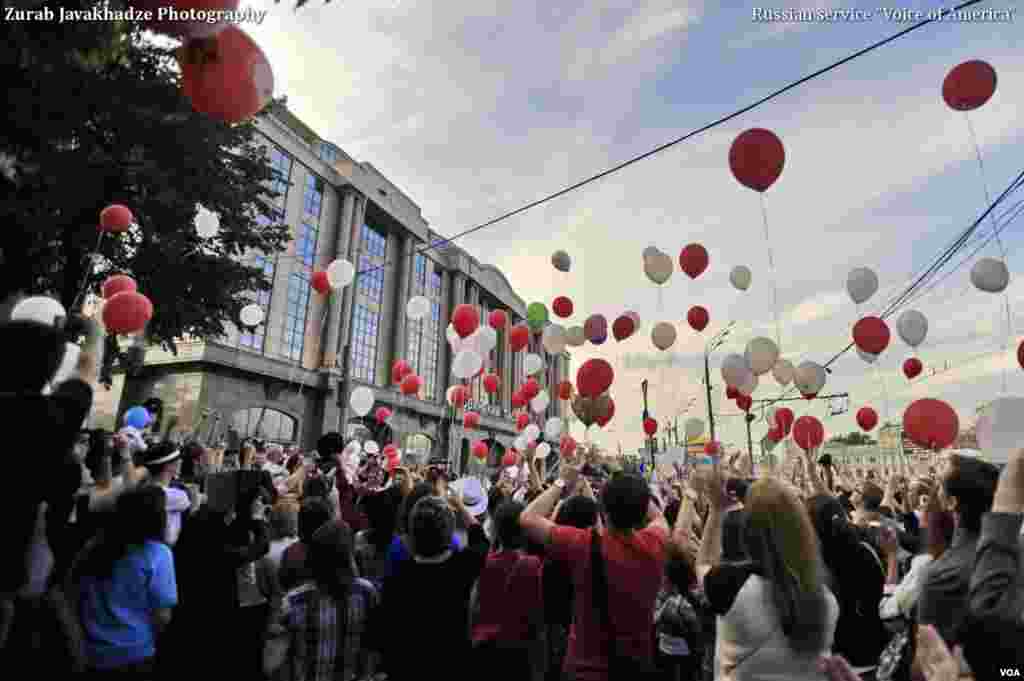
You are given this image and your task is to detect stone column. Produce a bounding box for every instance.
[322,189,357,371]
[337,194,367,435]
[437,270,453,395]
[393,235,414,367]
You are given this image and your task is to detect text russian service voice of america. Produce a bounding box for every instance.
[752,7,1014,22]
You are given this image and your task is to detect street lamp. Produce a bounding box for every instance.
[703,321,735,444]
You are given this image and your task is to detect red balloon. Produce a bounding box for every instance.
[687,306,710,332]
[557,380,573,401]
[903,357,923,380]
[502,452,517,467]
[101,274,137,299]
[488,309,507,329]
[102,291,153,335]
[767,427,782,442]
[180,26,273,124]
[584,315,608,344]
[612,315,635,342]
[511,391,526,409]
[472,440,489,460]
[679,244,709,279]
[383,444,398,459]
[737,394,752,412]
[704,441,720,455]
[726,386,740,400]
[942,60,997,112]
[375,407,391,424]
[775,407,795,435]
[522,378,540,400]
[643,417,658,436]
[392,359,412,384]
[451,304,479,338]
[1018,340,1024,370]
[450,385,469,408]
[595,398,615,427]
[311,271,330,295]
[515,412,530,431]
[99,204,134,233]
[903,399,959,451]
[400,374,421,396]
[576,358,614,398]
[856,406,878,432]
[129,0,239,38]
[509,324,529,352]
[560,435,577,458]
[483,373,500,394]
[729,128,785,193]
[463,411,481,429]
[792,415,825,451]
[853,316,891,355]
[552,296,574,319]
[386,456,399,473]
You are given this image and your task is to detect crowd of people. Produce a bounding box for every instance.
[1,312,1022,681]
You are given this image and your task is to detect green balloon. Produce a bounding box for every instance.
[526,302,548,323]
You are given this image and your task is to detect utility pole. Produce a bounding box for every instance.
[745,413,755,474]
[704,354,716,444]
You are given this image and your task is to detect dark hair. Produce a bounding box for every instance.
[944,455,999,533]
[298,497,332,543]
[665,556,697,592]
[600,474,649,532]
[397,482,434,535]
[860,481,884,512]
[317,432,345,457]
[722,509,750,562]
[144,441,180,475]
[925,510,956,558]
[84,429,112,481]
[726,478,751,502]
[664,498,681,528]
[361,490,398,552]
[0,319,67,393]
[409,496,454,558]
[180,441,205,481]
[303,476,330,500]
[78,486,167,580]
[554,495,599,529]
[493,500,527,551]
[309,520,355,601]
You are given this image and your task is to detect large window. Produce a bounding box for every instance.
[232,407,297,443]
[269,145,293,206]
[316,141,340,165]
[350,223,386,383]
[281,174,323,361]
[239,250,275,351]
[405,255,442,400]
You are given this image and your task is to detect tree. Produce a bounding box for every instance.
[1,10,291,383]
[828,431,877,446]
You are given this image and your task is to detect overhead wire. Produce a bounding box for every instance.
[354,0,986,278]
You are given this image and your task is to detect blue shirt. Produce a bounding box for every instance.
[385,533,462,577]
[79,540,178,668]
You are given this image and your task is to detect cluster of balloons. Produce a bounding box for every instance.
[764,407,795,443]
[571,358,615,428]
[719,336,814,402]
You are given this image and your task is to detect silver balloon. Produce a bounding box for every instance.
[847,267,879,305]
[970,257,1009,293]
[551,250,571,272]
[896,309,928,348]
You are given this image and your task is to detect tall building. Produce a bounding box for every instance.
[91,104,569,475]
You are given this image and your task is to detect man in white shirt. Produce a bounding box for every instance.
[141,442,192,546]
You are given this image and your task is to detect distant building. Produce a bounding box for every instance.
[91,103,568,475]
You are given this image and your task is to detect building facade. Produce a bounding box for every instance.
[92,104,569,475]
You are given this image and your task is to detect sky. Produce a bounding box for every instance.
[242,0,1023,455]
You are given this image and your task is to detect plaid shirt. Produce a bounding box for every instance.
[284,579,378,681]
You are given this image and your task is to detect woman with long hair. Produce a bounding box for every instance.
[354,487,400,588]
[697,472,838,680]
[70,485,176,678]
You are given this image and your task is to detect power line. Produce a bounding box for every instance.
[355,0,986,278]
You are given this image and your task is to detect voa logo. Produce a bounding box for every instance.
[1001,669,1021,677]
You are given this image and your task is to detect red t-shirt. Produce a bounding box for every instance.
[471,550,544,644]
[548,524,668,680]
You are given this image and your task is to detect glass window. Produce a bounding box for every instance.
[317,142,339,164]
[239,248,276,352]
[351,224,386,384]
[232,407,297,443]
[282,272,310,361]
[268,145,293,208]
[405,256,443,401]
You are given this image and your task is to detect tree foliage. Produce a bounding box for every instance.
[828,431,877,445]
[0,5,291,381]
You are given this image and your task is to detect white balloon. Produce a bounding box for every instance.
[896,309,928,348]
[326,259,356,290]
[475,325,498,353]
[524,423,541,443]
[982,397,1024,465]
[772,358,795,386]
[794,361,827,395]
[349,386,375,417]
[542,324,567,355]
[364,441,380,455]
[12,296,67,326]
[524,353,544,375]
[970,257,1010,293]
[729,265,752,291]
[531,390,550,414]
[745,337,780,376]
[535,442,551,460]
[721,353,751,387]
[544,417,563,440]
[642,246,661,260]
[406,295,431,321]
[195,205,220,238]
[846,267,879,304]
[651,322,677,350]
[514,435,528,451]
[644,252,674,285]
[452,349,483,379]
[684,417,704,440]
[239,303,264,327]
[565,326,587,347]
[856,348,878,364]
[737,371,758,396]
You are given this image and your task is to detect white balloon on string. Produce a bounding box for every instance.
[12,296,66,326]
[729,266,752,291]
[406,295,431,321]
[239,303,264,327]
[542,324,567,354]
[896,309,928,348]
[524,353,544,375]
[565,326,586,347]
[349,386,375,417]
[195,205,220,238]
[452,349,483,379]
[847,267,879,304]
[970,257,1009,293]
[737,371,758,396]
[326,259,356,289]
[772,358,795,386]
[745,337,780,376]
[514,434,528,451]
[721,353,751,387]
[364,441,380,455]
[794,361,827,395]
[475,325,498,353]
[544,416,563,440]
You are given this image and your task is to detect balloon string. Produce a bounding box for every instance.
[965,112,1012,394]
[759,194,782,349]
[873,361,890,423]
